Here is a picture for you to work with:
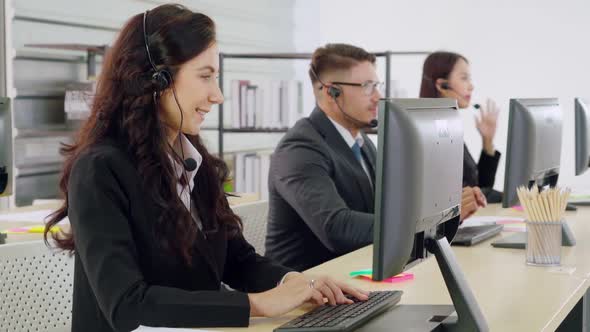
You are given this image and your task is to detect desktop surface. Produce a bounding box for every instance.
[3,203,589,331]
[210,204,590,332]
[0,194,261,244]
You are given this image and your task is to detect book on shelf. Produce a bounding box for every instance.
[238,80,249,128]
[230,151,272,200]
[246,86,257,128]
[229,79,303,129]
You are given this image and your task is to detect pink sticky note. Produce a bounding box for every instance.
[512,205,524,212]
[357,273,414,283]
[6,227,29,233]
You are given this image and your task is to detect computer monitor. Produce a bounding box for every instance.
[373,98,487,331]
[493,98,576,249]
[502,98,562,208]
[575,98,590,176]
[373,98,462,278]
[0,97,11,196]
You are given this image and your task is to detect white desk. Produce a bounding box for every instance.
[211,204,590,331]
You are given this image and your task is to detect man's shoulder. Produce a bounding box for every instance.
[278,117,324,148]
[272,117,332,168]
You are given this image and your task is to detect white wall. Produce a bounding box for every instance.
[296,0,590,191]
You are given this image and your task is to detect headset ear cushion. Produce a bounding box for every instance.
[328,86,341,98]
[152,70,171,91]
[440,82,450,90]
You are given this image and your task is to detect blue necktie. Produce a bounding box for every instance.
[351,142,363,164]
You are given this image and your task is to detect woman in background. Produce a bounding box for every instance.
[420,51,502,203]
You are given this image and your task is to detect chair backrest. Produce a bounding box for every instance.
[232,200,269,256]
[0,240,74,332]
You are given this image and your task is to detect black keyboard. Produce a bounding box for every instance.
[274,290,402,332]
[452,224,503,246]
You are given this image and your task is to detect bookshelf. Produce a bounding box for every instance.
[11,44,105,206]
[216,51,431,159]
[24,43,107,78]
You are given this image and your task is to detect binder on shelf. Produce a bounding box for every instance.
[231,151,273,199]
[246,86,257,128]
[270,80,282,128]
[229,79,303,129]
[239,81,249,129]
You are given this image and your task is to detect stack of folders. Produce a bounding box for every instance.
[233,151,272,200]
[517,186,570,265]
[229,79,303,129]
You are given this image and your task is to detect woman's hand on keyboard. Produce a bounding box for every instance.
[288,274,369,306]
[248,273,369,317]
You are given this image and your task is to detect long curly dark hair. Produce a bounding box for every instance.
[44,4,241,264]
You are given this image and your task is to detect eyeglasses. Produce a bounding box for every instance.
[331,80,385,96]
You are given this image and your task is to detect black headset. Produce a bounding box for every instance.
[310,65,377,128]
[423,75,480,109]
[327,85,342,99]
[143,10,172,95]
[142,10,197,174]
[423,75,450,91]
[143,10,204,238]
[311,66,342,99]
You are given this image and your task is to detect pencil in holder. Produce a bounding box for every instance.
[525,220,563,266]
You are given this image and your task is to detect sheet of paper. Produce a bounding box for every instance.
[460,216,524,228]
[0,209,69,224]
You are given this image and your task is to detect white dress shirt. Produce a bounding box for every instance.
[170,134,203,229]
[328,117,373,186]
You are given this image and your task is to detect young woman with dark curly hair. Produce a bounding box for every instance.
[44,4,367,331]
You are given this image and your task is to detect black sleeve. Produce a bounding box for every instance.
[68,153,251,330]
[271,142,374,255]
[222,231,293,292]
[477,149,501,188]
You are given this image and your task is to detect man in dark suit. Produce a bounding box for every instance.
[265,44,485,271]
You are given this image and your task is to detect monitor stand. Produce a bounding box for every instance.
[360,236,489,332]
[491,222,576,249]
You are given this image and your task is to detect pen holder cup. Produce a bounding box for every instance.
[525,220,563,266]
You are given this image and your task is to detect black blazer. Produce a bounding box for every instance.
[67,141,291,332]
[462,144,501,189]
[265,108,377,271]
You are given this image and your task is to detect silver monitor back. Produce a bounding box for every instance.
[575,98,590,176]
[373,98,463,281]
[502,98,562,208]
